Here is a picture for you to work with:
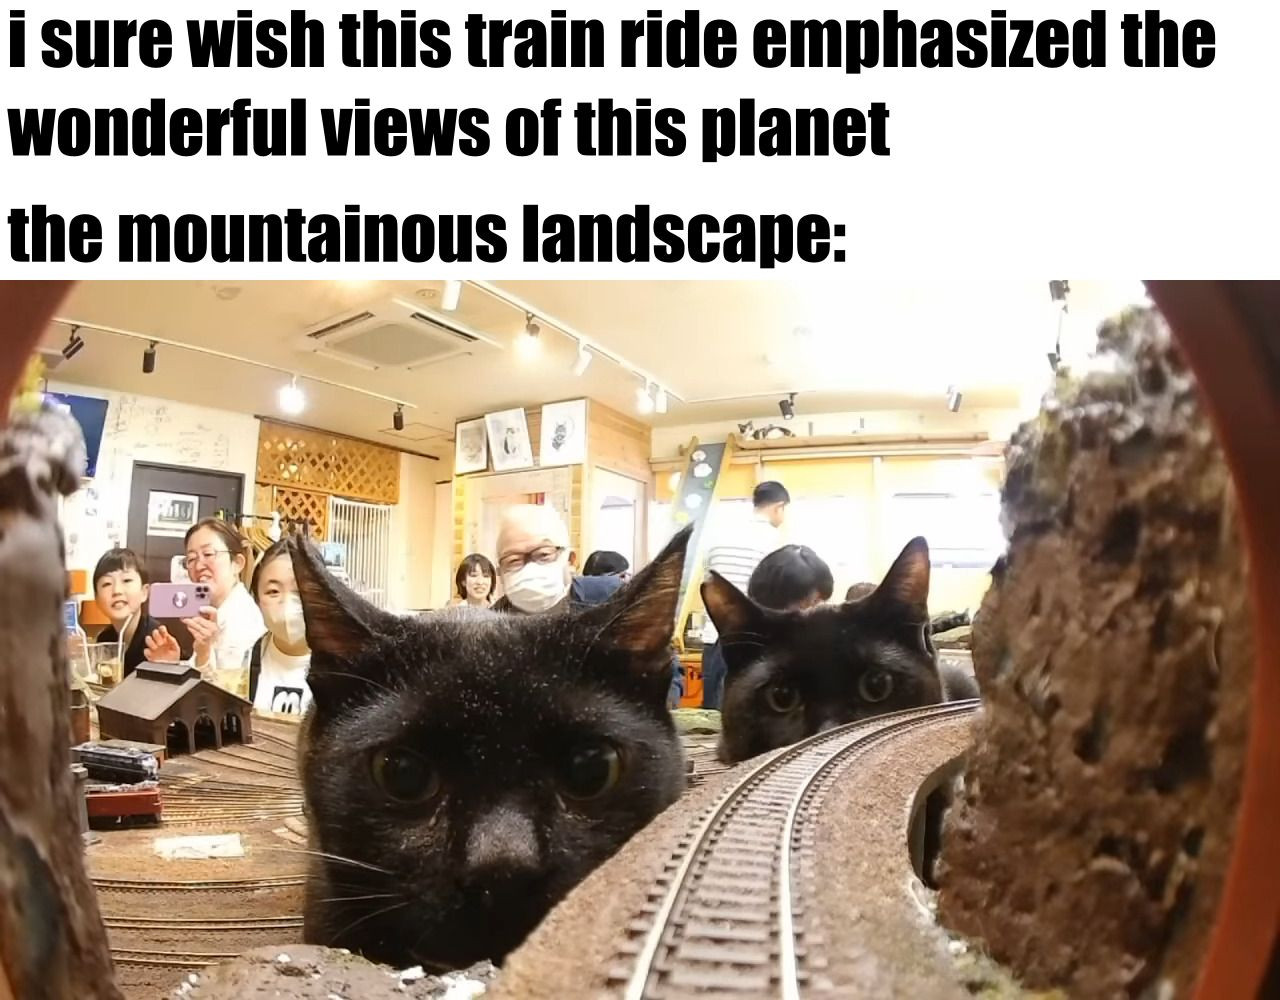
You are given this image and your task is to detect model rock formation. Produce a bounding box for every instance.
[936,308,1254,998]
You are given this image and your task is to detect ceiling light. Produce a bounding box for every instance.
[142,341,157,374]
[654,386,668,414]
[517,313,541,358]
[279,376,306,415]
[61,328,84,360]
[1048,279,1070,307]
[571,341,592,376]
[779,392,796,420]
[636,382,655,415]
[946,385,963,413]
[393,404,405,431]
[441,280,462,311]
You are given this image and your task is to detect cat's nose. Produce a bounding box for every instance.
[464,804,543,879]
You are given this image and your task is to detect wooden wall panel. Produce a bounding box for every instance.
[586,400,652,481]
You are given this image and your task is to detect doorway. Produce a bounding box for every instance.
[193,714,218,751]
[591,468,647,571]
[127,463,245,586]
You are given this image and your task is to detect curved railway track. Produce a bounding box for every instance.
[494,700,979,1000]
[111,948,241,970]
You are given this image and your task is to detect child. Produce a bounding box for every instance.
[245,540,312,716]
[93,547,159,679]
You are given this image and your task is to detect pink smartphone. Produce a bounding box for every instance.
[149,582,211,618]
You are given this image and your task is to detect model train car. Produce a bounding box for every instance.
[72,742,159,784]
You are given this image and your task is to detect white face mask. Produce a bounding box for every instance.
[503,560,569,613]
[264,593,307,647]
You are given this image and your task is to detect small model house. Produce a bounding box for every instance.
[95,663,253,757]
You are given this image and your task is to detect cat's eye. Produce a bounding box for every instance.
[764,683,803,714]
[858,670,894,703]
[561,743,622,801]
[371,747,441,804]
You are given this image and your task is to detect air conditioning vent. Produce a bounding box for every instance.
[297,298,497,371]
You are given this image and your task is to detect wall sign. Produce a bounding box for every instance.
[146,491,199,538]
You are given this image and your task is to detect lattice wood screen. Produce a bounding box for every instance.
[267,486,329,539]
[257,420,400,504]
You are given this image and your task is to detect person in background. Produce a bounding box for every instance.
[700,480,791,709]
[244,539,312,715]
[748,544,834,612]
[93,547,160,679]
[582,549,630,579]
[845,581,877,602]
[144,518,265,692]
[492,505,684,707]
[453,553,497,608]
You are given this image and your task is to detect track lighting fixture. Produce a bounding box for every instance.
[636,382,655,415]
[1048,280,1070,307]
[393,404,405,431]
[572,340,592,376]
[61,328,84,360]
[441,280,462,311]
[779,392,797,420]
[142,341,157,374]
[946,385,963,412]
[654,386,668,414]
[278,376,306,415]
[517,313,541,358]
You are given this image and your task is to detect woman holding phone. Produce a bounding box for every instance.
[144,519,265,692]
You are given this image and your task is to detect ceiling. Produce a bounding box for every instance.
[38,280,1148,457]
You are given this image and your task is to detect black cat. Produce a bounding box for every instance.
[290,527,691,969]
[703,536,962,764]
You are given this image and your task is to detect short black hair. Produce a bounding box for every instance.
[251,539,293,599]
[93,547,148,587]
[752,480,790,508]
[455,553,497,600]
[747,544,833,611]
[582,550,629,576]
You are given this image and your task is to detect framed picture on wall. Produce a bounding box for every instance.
[454,417,489,475]
[538,398,587,467]
[485,407,534,472]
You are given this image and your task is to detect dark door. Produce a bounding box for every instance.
[127,464,245,655]
[127,463,245,585]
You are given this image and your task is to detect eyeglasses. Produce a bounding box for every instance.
[184,548,231,570]
[498,545,565,575]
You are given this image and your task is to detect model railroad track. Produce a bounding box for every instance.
[605,701,978,999]
[111,948,241,970]
[93,875,305,892]
[104,915,303,931]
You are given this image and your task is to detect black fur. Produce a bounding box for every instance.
[704,537,946,763]
[291,527,691,968]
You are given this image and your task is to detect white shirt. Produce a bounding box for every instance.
[701,514,782,642]
[251,636,312,715]
[198,582,266,673]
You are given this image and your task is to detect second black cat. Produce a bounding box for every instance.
[704,536,961,764]
[291,527,691,970]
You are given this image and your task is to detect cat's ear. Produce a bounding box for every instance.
[700,572,765,639]
[584,525,692,659]
[288,536,385,657]
[864,536,931,622]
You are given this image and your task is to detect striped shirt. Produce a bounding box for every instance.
[701,515,781,641]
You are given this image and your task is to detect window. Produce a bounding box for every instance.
[886,492,1003,568]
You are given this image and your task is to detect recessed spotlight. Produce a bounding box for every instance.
[213,284,242,301]
[279,376,306,415]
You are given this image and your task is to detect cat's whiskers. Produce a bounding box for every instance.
[321,669,398,696]
[316,891,401,904]
[258,845,395,875]
[325,898,413,945]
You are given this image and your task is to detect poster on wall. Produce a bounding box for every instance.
[146,491,199,538]
[454,417,489,475]
[485,408,535,472]
[538,399,587,467]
